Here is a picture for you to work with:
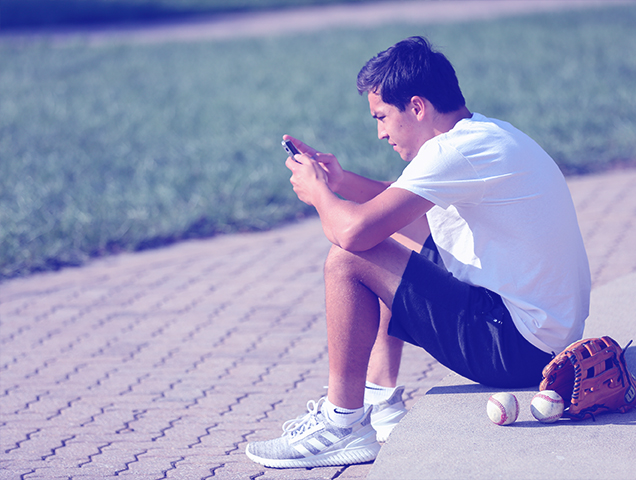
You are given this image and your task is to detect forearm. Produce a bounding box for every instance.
[334,170,393,204]
[312,184,362,249]
[286,153,429,251]
[312,183,432,252]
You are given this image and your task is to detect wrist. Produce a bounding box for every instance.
[330,170,350,196]
[313,180,340,212]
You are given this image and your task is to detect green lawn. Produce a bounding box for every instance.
[1,4,635,279]
[0,0,381,29]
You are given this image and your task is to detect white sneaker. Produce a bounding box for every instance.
[367,385,407,442]
[245,398,381,468]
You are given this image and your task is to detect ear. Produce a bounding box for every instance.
[409,96,427,120]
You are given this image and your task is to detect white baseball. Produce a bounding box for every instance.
[531,390,564,423]
[487,392,519,425]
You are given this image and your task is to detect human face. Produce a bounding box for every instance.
[368,91,425,162]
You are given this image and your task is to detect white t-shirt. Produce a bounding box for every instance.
[390,113,591,354]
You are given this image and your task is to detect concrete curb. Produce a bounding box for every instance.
[368,272,636,479]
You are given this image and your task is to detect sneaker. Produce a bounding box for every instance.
[367,385,407,442]
[245,398,380,468]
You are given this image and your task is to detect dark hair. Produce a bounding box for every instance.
[357,36,465,113]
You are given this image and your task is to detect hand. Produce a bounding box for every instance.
[285,150,330,207]
[283,135,345,193]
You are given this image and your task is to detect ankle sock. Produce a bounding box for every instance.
[324,398,364,427]
[364,381,395,405]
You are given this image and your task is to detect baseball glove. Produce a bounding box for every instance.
[539,336,636,420]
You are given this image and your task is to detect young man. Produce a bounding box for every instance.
[246,36,590,469]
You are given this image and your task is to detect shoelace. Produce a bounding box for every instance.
[281,397,326,438]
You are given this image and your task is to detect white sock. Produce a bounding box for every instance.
[324,398,364,427]
[364,381,395,405]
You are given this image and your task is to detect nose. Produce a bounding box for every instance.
[377,122,387,140]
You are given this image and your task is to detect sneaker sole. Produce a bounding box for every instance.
[246,443,381,469]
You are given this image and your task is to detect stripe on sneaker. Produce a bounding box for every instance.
[308,438,328,450]
[322,431,340,444]
[294,430,341,458]
[293,443,314,457]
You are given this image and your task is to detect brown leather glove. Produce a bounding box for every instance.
[540,336,635,420]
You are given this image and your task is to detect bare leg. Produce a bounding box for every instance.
[324,239,412,409]
[323,215,430,406]
[365,216,430,388]
[366,302,404,387]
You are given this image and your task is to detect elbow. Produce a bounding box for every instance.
[335,223,376,252]
[337,237,363,252]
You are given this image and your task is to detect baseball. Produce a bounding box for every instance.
[487,392,519,425]
[531,390,564,423]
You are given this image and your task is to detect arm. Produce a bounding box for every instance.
[335,170,393,204]
[283,135,390,203]
[286,153,433,252]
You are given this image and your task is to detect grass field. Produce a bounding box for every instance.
[0,0,377,29]
[1,4,635,279]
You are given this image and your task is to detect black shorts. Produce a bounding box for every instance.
[389,236,552,388]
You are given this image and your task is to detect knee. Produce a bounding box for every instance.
[324,244,358,281]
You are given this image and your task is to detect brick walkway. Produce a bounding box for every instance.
[2,168,635,480]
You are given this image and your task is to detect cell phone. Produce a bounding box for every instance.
[281,139,301,160]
